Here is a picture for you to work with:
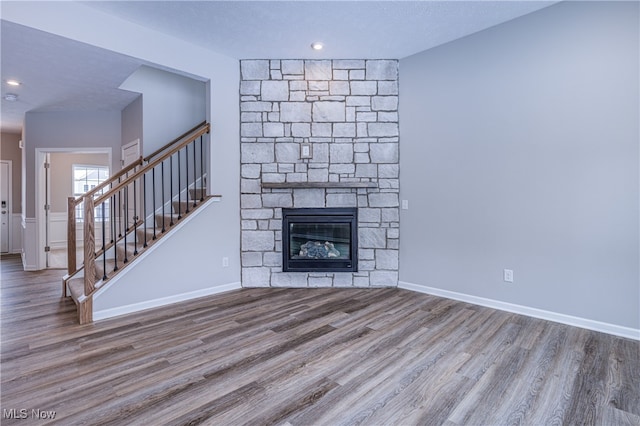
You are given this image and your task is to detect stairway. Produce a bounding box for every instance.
[64,121,211,324]
[65,187,209,311]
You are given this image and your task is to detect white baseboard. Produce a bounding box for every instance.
[399,281,640,341]
[93,282,241,321]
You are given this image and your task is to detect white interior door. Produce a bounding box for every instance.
[122,139,140,167]
[0,161,11,253]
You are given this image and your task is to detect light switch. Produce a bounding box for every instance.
[401,200,409,210]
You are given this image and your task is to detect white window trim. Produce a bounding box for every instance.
[72,164,110,222]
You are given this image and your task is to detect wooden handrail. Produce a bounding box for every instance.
[144,120,208,163]
[69,119,202,208]
[94,122,209,206]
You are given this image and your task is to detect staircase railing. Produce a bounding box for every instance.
[66,122,210,322]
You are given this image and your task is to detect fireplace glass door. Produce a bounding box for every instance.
[282,208,357,272]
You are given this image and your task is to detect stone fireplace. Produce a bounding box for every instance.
[240,59,399,288]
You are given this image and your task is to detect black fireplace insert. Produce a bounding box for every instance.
[282,208,358,272]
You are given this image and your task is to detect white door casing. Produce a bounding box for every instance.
[34,148,112,270]
[0,161,11,253]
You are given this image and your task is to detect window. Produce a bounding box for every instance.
[73,164,110,222]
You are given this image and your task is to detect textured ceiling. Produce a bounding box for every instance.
[83,1,555,59]
[1,21,145,133]
[1,1,556,133]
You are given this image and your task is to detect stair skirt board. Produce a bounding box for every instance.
[93,282,241,321]
[84,196,221,319]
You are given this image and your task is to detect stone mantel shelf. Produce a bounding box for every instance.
[261,182,378,189]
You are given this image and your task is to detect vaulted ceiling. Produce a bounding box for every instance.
[1,1,555,133]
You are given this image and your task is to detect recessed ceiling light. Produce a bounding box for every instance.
[6,80,21,86]
[3,94,18,102]
[311,42,324,51]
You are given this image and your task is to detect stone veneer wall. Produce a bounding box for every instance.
[240,59,399,287]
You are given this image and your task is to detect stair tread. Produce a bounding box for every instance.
[95,257,133,281]
[155,198,203,228]
[189,188,206,201]
[172,200,200,215]
[68,277,84,301]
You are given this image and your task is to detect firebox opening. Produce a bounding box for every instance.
[282,208,358,272]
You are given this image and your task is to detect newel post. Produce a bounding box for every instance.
[83,196,96,297]
[67,197,77,274]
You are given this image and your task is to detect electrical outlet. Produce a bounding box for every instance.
[401,200,409,210]
[222,257,229,267]
[503,269,514,283]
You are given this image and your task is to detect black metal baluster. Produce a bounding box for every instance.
[199,135,204,201]
[185,145,190,214]
[123,186,128,264]
[161,160,166,233]
[152,168,157,240]
[101,202,107,281]
[112,193,118,272]
[110,182,115,244]
[169,155,174,226]
[117,177,122,238]
[133,177,138,255]
[143,173,148,248]
[192,139,197,208]
[177,150,182,219]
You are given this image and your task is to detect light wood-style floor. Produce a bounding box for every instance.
[1,254,639,425]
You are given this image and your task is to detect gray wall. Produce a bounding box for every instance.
[399,1,639,329]
[119,65,206,156]
[22,111,121,217]
[0,132,22,213]
[49,152,110,212]
[121,95,143,149]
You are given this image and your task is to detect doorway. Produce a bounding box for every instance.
[36,148,112,270]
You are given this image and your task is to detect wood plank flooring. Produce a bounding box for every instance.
[1,254,639,425]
